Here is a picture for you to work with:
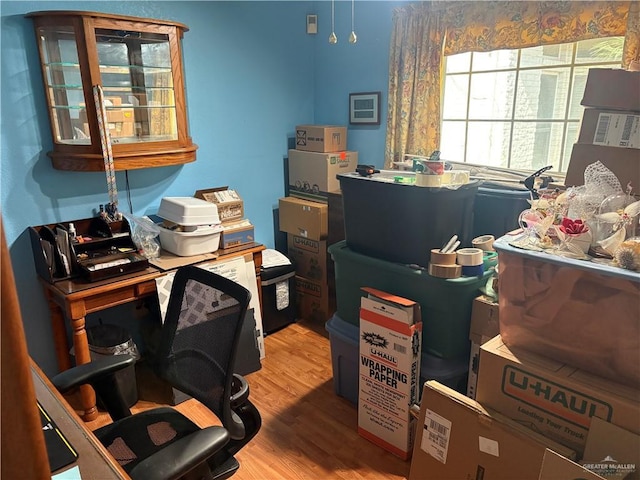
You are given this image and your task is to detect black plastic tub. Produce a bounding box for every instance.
[337,172,480,267]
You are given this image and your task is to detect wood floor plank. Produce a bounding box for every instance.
[71,319,411,480]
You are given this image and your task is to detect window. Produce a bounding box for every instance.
[440,37,624,172]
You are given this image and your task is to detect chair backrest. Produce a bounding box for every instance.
[155,265,251,437]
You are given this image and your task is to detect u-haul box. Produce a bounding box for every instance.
[358,287,422,460]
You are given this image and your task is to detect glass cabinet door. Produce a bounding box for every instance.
[28,11,197,172]
[94,28,178,144]
[37,23,89,145]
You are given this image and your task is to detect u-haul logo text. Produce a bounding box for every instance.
[292,235,319,253]
[501,366,613,428]
[295,278,321,297]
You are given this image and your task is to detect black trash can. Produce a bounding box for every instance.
[261,258,296,335]
[86,324,140,408]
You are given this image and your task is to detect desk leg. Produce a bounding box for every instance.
[69,311,98,422]
[45,291,72,372]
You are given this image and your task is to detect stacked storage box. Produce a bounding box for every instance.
[408,70,640,477]
[565,68,640,188]
[279,125,356,322]
[476,235,640,459]
[322,169,487,411]
[408,234,640,477]
[194,187,255,250]
[327,171,490,458]
[326,241,487,403]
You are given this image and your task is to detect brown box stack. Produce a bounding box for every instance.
[281,125,353,322]
[278,196,331,322]
[194,187,254,250]
[564,68,640,188]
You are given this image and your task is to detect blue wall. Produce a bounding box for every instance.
[1,0,403,375]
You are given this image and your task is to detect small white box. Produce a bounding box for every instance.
[158,197,220,226]
[158,224,223,256]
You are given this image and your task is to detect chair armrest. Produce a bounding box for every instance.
[51,354,135,421]
[51,354,135,393]
[230,373,249,409]
[128,426,231,480]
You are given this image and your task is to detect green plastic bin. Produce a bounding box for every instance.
[328,240,490,359]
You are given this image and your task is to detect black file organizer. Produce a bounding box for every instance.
[29,216,149,283]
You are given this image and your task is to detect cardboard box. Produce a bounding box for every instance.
[578,109,640,149]
[194,187,244,223]
[467,295,500,399]
[408,381,576,480]
[278,197,328,241]
[219,220,254,249]
[286,234,328,284]
[564,143,640,196]
[358,287,422,460]
[580,417,639,479]
[81,105,134,131]
[468,295,500,347]
[295,125,347,152]
[288,149,358,203]
[294,275,330,323]
[581,68,640,111]
[476,335,640,456]
[106,108,133,124]
[538,449,605,480]
[540,417,640,479]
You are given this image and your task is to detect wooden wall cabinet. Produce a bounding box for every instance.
[28,11,197,171]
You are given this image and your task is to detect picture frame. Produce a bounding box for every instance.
[349,92,381,125]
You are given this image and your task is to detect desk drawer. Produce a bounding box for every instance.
[85,283,156,313]
[135,280,158,297]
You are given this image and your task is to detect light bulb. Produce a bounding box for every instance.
[329,32,338,44]
[349,0,357,44]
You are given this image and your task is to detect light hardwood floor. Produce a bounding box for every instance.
[77,319,411,480]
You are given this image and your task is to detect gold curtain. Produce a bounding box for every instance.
[385,1,639,169]
[385,3,445,166]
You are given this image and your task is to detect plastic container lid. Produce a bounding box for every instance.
[494,234,640,282]
[158,197,220,226]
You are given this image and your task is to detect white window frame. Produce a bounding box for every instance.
[441,39,623,174]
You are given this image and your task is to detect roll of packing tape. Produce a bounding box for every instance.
[428,263,462,279]
[461,264,485,277]
[472,234,495,251]
[456,248,484,266]
[483,251,498,270]
[430,249,457,265]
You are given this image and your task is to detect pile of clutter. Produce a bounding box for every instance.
[511,161,640,271]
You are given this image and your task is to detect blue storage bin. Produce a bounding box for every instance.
[326,313,468,405]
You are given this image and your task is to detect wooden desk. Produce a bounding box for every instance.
[40,243,265,421]
[31,361,130,479]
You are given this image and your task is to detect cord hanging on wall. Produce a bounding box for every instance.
[329,0,337,44]
[349,0,357,44]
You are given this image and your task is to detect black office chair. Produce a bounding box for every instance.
[52,265,262,480]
